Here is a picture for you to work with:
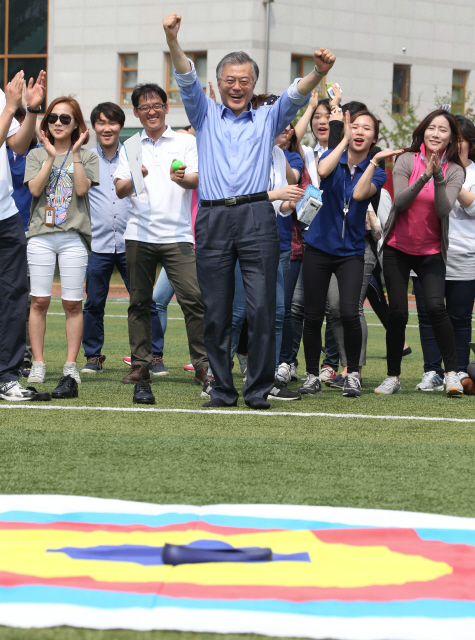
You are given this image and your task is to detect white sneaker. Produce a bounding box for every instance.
[63,361,81,384]
[0,380,35,401]
[276,362,291,384]
[458,371,469,381]
[374,377,401,395]
[320,365,336,383]
[415,371,444,392]
[28,361,46,384]
[445,371,463,396]
[289,363,298,381]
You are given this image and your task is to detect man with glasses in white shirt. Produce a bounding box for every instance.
[114,83,210,387]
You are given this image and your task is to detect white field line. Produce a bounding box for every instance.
[1,404,475,423]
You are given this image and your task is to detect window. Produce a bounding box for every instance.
[392,65,410,116]
[0,0,48,92]
[291,56,325,97]
[166,52,207,105]
[120,54,138,106]
[452,70,467,115]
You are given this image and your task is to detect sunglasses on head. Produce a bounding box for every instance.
[46,113,73,125]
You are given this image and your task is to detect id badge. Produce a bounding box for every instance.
[45,206,55,226]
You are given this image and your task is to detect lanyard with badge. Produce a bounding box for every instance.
[44,145,72,226]
[342,165,357,239]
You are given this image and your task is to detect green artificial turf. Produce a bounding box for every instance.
[1,297,474,639]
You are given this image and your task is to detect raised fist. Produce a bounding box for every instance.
[313,48,336,76]
[163,14,181,40]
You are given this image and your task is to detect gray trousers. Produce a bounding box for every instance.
[327,237,376,367]
[195,200,280,404]
[125,240,208,371]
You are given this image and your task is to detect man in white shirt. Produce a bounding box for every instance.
[0,70,46,401]
[114,82,210,385]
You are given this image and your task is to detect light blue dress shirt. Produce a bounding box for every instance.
[88,143,131,254]
[175,61,311,201]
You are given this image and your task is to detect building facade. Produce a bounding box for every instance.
[6,0,475,141]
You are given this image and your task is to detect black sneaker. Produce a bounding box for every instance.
[298,374,322,395]
[268,380,301,401]
[201,379,215,398]
[133,380,156,404]
[20,362,32,378]
[342,372,362,398]
[52,375,78,399]
[81,355,106,374]
[327,373,345,389]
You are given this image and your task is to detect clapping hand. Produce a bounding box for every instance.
[308,89,318,110]
[425,152,441,178]
[5,71,24,112]
[72,128,90,155]
[39,130,56,159]
[208,81,217,103]
[343,110,353,144]
[372,148,404,164]
[314,48,336,76]
[25,70,46,111]
[163,13,181,40]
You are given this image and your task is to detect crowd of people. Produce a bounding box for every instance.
[1,12,474,408]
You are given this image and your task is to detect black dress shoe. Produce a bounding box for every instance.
[133,380,156,404]
[26,386,51,401]
[202,398,237,408]
[245,397,271,410]
[52,375,78,399]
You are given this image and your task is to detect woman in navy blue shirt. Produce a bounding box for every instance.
[300,110,398,398]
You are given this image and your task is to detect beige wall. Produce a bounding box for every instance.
[47,0,475,142]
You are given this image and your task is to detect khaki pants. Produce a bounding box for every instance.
[125,240,208,371]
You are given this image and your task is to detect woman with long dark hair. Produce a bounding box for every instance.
[376,110,465,396]
[25,96,99,387]
[413,115,475,392]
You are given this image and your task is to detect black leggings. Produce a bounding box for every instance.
[303,245,364,375]
[383,244,458,377]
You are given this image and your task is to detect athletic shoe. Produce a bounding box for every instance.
[445,371,463,397]
[268,380,301,401]
[374,377,401,395]
[0,380,35,401]
[63,362,81,384]
[123,356,132,366]
[289,363,298,381]
[320,365,336,383]
[415,371,444,392]
[52,375,78,399]
[458,371,469,381]
[150,357,169,376]
[183,364,194,371]
[326,373,345,389]
[276,362,292,384]
[28,361,46,384]
[342,372,361,398]
[298,373,322,395]
[20,362,32,378]
[201,379,215,399]
[236,353,248,377]
[81,355,106,374]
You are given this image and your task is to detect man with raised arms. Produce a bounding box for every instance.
[163,13,335,410]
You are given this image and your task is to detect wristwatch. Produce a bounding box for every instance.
[26,105,41,114]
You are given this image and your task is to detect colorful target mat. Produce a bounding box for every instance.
[0,496,475,640]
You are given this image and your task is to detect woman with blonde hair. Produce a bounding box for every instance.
[25,96,99,389]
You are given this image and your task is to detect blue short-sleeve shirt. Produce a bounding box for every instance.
[305,149,386,256]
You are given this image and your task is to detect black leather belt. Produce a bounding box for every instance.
[200,191,269,207]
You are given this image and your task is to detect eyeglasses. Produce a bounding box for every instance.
[221,78,253,88]
[47,113,72,125]
[136,103,166,113]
